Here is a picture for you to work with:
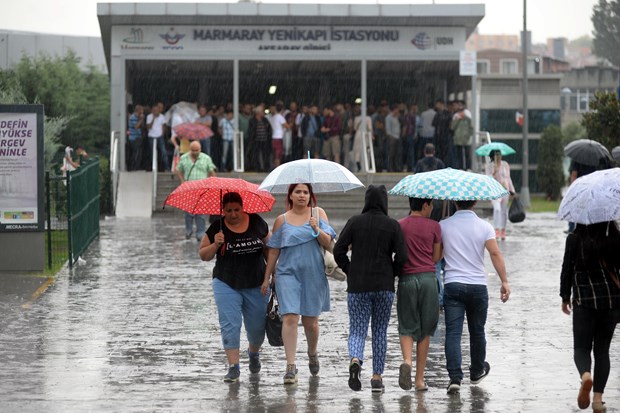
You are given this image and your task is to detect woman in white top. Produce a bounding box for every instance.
[486,149,515,240]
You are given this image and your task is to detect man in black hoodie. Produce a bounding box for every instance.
[334,185,407,393]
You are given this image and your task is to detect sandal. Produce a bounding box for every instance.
[577,375,593,409]
[415,382,429,392]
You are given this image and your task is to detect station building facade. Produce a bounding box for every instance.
[97,2,485,171]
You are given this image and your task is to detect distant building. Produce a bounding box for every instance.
[466,32,520,52]
[475,48,562,192]
[476,49,569,76]
[547,37,567,60]
[560,65,620,124]
[0,30,106,73]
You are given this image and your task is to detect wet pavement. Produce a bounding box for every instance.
[1,210,619,412]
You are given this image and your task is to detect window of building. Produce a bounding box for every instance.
[477,60,490,74]
[500,59,518,74]
[480,109,560,134]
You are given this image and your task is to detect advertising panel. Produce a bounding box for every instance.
[0,105,44,232]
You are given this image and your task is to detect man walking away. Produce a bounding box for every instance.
[440,200,510,394]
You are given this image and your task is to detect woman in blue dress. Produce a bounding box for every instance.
[261,183,336,385]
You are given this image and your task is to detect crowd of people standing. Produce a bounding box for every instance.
[125,98,474,174]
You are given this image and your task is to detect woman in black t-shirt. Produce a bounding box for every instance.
[199,192,270,383]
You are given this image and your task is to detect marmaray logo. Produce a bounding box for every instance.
[160,28,186,45]
[411,32,433,50]
[123,28,145,44]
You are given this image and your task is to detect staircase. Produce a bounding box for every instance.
[156,171,491,221]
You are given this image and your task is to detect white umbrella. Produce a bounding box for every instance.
[258,158,364,194]
[557,167,620,225]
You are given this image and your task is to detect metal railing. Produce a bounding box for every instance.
[473,131,493,174]
[45,159,100,269]
[233,131,244,172]
[109,130,120,212]
[67,159,100,267]
[361,131,376,173]
[152,139,158,211]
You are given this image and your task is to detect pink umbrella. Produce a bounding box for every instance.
[173,122,214,140]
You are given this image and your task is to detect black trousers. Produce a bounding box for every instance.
[572,305,617,393]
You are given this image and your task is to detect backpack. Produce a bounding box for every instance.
[453,117,473,146]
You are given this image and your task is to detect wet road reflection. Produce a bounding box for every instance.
[0,212,619,412]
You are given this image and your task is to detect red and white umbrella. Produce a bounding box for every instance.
[164,177,276,215]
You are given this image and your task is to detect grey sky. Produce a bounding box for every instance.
[0,0,597,44]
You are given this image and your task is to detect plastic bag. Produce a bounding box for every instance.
[508,196,526,223]
[265,289,283,347]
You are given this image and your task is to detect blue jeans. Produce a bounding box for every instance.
[212,278,267,350]
[185,213,206,240]
[443,282,489,381]
[147,136,169,171]
[200,138,211,157]
[221,140,233,171]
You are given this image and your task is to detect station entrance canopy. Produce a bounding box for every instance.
[97,2,484,168]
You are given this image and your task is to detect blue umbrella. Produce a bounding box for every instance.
[475,142,516,157]
[389,168,509,201]
[258,158,364,194]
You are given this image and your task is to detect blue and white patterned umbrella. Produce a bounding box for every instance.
[389,168,510,201]
[258,158,364,194]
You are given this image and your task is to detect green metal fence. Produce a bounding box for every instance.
[45,158,100,269]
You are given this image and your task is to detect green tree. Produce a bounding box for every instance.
[581,91,620,150]
[536,125,565,201]
[4,52,110,154]
[562,121,587,146]
[569,35,592,49]
[592,0,620,66]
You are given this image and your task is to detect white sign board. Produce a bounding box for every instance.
[113,26,467,59]
[459,50,477,76]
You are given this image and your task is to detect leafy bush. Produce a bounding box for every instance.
[98,156,113,216]
[536,125,565,201]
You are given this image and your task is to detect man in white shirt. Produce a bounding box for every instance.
[416,102,436,163]
[146,102,169,171]
[439,200,510,394]
[268,101,288,168]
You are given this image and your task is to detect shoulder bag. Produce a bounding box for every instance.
[265,288,283,346]
[312,207,346,281]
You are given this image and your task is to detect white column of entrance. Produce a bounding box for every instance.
[360,59,375,174]
[233,59,243,172]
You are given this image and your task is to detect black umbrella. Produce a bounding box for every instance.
[564,139,612,167]
[612,146,620,164]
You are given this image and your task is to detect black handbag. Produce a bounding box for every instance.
[265,288,283,347]
[508,196,526,223]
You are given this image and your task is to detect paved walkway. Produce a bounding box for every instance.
[1,212,619,412]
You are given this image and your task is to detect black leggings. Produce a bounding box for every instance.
[573,306,617,393]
